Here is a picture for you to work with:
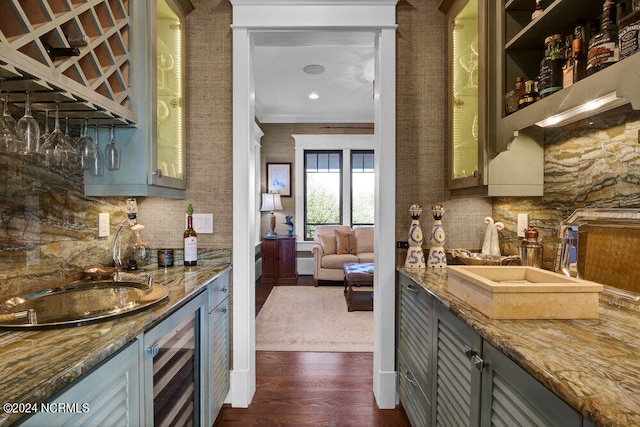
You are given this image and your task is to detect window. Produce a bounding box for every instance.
[304,151,342,240]
[303,149,375,240]
[351,151,375,227]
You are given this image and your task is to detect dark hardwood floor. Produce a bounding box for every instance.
[215,275,410,426]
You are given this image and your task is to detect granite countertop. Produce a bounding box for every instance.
[0,264,231,426]
[398,267,640,427]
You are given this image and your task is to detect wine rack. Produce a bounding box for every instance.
[0,0,133,124]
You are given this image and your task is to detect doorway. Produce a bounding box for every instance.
[230,0,398,410]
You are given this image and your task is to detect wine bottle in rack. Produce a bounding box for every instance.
[43,42,80,61]
[184,204,198,266]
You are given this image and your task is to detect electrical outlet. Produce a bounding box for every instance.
[188,213,214,234]
[98,213,110,237]
[517,213,529,238]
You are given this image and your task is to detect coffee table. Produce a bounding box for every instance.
[343,262,374,312]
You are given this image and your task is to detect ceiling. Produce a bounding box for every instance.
[252,31,376,123]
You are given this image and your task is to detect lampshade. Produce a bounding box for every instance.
[260,193,283,212]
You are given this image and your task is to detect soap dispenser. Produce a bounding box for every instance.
[519,225,543,268]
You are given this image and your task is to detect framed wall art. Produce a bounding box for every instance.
[267,162,291,197]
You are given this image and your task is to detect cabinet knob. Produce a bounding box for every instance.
[147,344,160,358]
[406,284,419,294]
[218,307,227,314]
[219,287,228,294]
[153,169,163,177]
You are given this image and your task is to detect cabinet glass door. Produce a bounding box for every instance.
[153,0,186,189]
[451,0,479,185]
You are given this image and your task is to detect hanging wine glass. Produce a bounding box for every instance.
[1,92,17,133]
[79,120,97,170]
[91,125,103,176]
[105,125,120,170]
[16,91,40,154]
[38,110,51,156]
[157,51,174,90]
[40,104,76,167]
[0,93,20,153]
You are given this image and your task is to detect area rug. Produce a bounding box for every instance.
[256,286,373,352]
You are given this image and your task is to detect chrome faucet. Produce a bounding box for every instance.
[560,225,579,278]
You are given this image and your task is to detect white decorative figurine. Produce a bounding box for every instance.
[405,204,426,269]
[427,204,447,268]
[481,217,504,257]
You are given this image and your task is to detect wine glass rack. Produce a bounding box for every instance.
[0,0,133,124]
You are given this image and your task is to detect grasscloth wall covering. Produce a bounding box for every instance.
[395,0,492,249]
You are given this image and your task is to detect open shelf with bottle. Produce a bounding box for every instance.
[497,0,640,149]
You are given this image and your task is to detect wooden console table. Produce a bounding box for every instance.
[261,236,298,284]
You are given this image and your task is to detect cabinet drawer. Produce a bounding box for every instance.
[398,275,432,396]
[397,352,431,427]
[209,272,230,311]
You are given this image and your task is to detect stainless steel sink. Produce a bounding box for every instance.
[0,279,169,327]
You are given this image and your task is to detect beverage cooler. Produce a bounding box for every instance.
[143,291,207,426]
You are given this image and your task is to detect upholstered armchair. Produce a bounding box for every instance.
[311,225,374,286]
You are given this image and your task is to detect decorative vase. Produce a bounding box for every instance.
[405,204,426,269]
[285,215,294,237]
[427,204,447,268]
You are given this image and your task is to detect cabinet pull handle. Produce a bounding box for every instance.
[218,307,227,314]
[403,370,418,387]
[147,344,160,358]
[471,354,485,371]
[153,169,163,177]
[463,345,476,360]
[219,287,227,294]
[406,284,419,294]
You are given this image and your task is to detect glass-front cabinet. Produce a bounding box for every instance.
[440,0,544,197]
[85,0,191,197]
[442,0,485,192]
[0,0,191,198]
[154,0,186,189]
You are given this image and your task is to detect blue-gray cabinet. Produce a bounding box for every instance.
[397,273,587,426]
[208,271,230,425]
[21,270,231,426]
[22,340,143,426]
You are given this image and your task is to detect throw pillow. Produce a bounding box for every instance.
[318,234,337,254]
[335,230,356,254]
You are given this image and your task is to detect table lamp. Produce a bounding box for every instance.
[261,193,283,237]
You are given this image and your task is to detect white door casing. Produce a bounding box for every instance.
[231,0,398,409]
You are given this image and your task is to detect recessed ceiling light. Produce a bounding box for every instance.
[308,92,319,100]
[303,64,325,75]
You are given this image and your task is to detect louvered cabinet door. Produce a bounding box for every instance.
[432,304,482,427]
[22,340,142,426]
[208,296,230,425]
[480,342,582,427]
[398,275,433,400]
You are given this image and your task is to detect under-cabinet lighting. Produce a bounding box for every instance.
[308,91,319,100]
[535,92,627,128]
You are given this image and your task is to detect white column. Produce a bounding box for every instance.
[373,26,397,409]
[231,26,256,408]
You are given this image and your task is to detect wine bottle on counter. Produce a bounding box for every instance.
[184,204,198,266]
[43,42,80,61]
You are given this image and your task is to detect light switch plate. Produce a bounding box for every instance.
[98,213,110,237]
[517,213,529,238]
[187,213,214,234]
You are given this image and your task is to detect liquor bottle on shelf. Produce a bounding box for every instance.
[538,34,564,98]
[504,76,524,115]
[42,42,80,61]
[587,0,619,75]
[184,204,198,266]
[518,79,539,109]
[563,35,575,88]
[572,37,589,82]
[532,0,544,20]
